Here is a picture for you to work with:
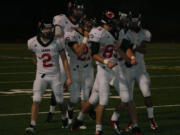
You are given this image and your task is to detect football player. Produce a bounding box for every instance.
[25,20,72,134]
[124,13,158,131]
[46,0,96,123]
[71,10,141,135]
[64,18,95,127]
[108,11,144,135]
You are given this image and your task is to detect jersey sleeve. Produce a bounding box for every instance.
[89,27,104,43]
[143,29,152,42]
[64,30,78,43]
[53,14,66,28]
[27,37,36,52]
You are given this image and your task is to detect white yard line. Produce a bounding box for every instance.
[0,72,34,75]
[0,104,180,117]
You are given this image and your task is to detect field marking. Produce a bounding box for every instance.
[0,81,33,84]
[0,86,180,97]
[146,65,180,70]
[0,56,31,60]
[1,71,180,78]
[1,73,180,84]
[0,104,180,117]
[0,72,34,75]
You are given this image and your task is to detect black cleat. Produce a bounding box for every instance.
[25,125,36,135]
[46,112,54,123]
[95,130,104,135]
[71,118,83,132]
[62,118,69,128]
[132,127,143,135]
[109,118,122,134]
[148,118,158,130]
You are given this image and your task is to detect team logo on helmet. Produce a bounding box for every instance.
[105,11,115,19]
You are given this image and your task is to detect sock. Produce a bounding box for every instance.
[49,105,56,113]
[31,120,36,126]
[61,114,67,120]
[96,124,102,132]
[111,111,120,121]
[147,107,154,118]
[77,112,85,121]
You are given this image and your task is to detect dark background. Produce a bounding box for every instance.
[0,0,179,43]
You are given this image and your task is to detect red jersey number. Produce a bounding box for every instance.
[42,53,53,68]
[103,44,114,58]
[78,46,90,61]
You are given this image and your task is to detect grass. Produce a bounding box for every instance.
[0,42,180,135]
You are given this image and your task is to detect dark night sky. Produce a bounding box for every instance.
[0,0,180,42]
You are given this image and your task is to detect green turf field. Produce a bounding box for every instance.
[0,43,180,135]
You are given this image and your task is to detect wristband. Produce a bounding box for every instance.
[103,59,109,64]
[130,56,136,60]
[82,37,88,44]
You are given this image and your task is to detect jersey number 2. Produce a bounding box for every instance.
[42,53,53,68]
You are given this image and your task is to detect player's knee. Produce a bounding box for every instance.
[142,90,151,97]
[100,97,108,106]
[33,93,42,102]
[70,96,79,104]
[53,92,64,104]
[120,92,130,103]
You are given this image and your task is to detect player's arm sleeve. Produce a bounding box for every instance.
[27,39,35,52]
[144,30,152,42]
[53,16,65,36]
[120,39,134,52]
[90,42,100,57]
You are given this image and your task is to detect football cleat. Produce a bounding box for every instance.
[62,118,69,128]
[132,127,143,135]
[95,130,104,135]
[46,112,54,123]
[109,118,121,134]
[79,123,87,130]
[25,125,36,135]
[148,118,158,130]
[124,123,132,132]
[71,118,83,132]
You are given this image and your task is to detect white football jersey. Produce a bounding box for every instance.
[53,14,79,35]
[64,29,92,66]
[119,29,127,42]
[27,36,65,75]
[124,28,151,70]
[89,26,119,66]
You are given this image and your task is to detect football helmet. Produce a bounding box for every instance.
[100,10,119,29]
[67,0,86,21]
[118,11,129,28]
[127,12,142,32]
[79,17,97,32]
[38,20,55,40]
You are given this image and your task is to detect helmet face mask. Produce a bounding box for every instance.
[68,0,86,21]
[128,13,142,32]
[39,22,55,40]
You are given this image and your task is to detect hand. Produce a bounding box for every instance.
[66,77,72,86]
[107,61,117,68]
[130,58,137,65]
